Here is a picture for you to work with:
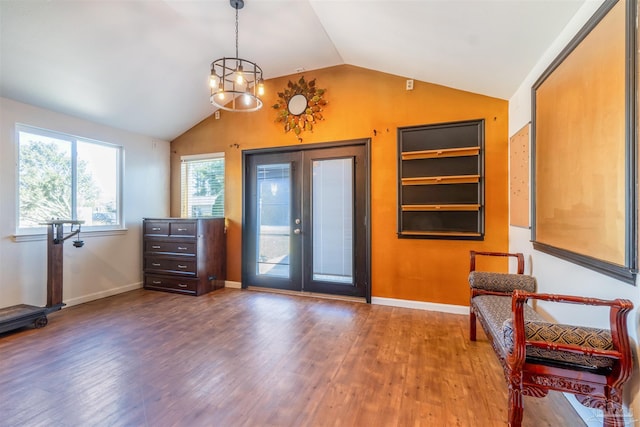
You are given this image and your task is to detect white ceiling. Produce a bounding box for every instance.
[0,0,585,141]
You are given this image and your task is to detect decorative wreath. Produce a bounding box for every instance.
[272,76,327,139]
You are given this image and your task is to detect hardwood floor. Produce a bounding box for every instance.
[0,288,586,427]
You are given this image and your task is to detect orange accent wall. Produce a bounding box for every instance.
[170,64,509,306]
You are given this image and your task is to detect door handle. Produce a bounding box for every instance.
[294,229,301,235]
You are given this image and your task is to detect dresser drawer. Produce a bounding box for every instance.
[144,275,198,294]
[142,217,226,297]
[169,222,197,237]
[144,221,169,236]
[145,240,196,255]
[144,257,197,275]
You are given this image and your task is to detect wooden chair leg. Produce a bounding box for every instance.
[603,388,625,427]
[470,309,477,341]
[508,382,523,427]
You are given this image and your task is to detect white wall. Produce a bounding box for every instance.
[508,1,640,424]
[0,97,170,308]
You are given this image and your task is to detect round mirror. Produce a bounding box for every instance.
[287,94,307,116]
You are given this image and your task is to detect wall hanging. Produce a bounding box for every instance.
[273,76,327,141]
[531,0,636,284]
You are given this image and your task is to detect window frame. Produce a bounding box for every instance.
[14,123,124,236]
[180,152,225,219]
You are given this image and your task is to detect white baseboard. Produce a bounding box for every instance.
[64,281,241,308]
[226,283,468,314]
[63,282,143,307]
[371,296,469,315]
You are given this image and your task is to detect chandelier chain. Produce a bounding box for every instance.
[235,6,239,58]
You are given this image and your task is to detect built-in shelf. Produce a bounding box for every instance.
[401,146,480,161]
[401,230,483,237]
[401,175,480,186]
[401,204,480,212]
[397,119,485,239]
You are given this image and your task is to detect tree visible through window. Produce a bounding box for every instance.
[17,124,122,230]
[181,154,225,218]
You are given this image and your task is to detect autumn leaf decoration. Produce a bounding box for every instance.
[273,77,327,139]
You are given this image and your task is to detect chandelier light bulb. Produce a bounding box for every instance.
[257,79,265,97]
[235,64,244,86]
[209,74,218,89]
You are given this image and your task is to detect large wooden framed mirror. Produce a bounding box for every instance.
[531,0,637,284]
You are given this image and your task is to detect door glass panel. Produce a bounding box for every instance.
[256,163,291,278]
[312,158,353,284]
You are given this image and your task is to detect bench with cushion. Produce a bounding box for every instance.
[468,250,633,427]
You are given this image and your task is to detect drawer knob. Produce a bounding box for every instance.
[177,264,188,269]
[177,246,187,250]
[152,280,161,284]
[151,245,161,249]
[152,227,161,231]
[177,228,187,232]
[151,263,161,267]
[178,284,187,288]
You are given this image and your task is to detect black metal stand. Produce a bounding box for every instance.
[0,220,83,335]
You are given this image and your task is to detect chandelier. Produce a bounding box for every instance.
[209,0,264,112]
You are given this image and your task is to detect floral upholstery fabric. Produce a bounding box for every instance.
[472,295,615,370]
[468,272,536,293]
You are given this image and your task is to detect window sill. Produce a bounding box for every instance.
[12,228,128,243]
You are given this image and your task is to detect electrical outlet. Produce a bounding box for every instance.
[214,110,220,120]
[406,79,414,91]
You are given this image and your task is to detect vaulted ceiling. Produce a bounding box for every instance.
[0,0,584,141]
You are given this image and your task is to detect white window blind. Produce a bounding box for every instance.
[181,153,225,218]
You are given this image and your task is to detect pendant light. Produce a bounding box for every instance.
[209,0,264,112]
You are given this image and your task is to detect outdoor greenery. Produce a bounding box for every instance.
[183,158,225,217]
[191,160,224,198]
[19,140,99,227]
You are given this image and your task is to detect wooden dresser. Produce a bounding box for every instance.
[143,217,226,296]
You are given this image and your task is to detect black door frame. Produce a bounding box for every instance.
[241,138,371,303]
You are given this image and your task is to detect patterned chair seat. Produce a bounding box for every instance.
[469,272,536,293]
[472,295,615,371]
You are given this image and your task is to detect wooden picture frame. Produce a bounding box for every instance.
[531,0,637,284]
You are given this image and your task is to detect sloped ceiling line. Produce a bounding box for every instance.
[0,0,585,140]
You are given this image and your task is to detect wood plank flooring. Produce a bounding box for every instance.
[0,288,586,427]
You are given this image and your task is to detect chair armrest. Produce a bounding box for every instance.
[470,250,524,274]
[469,271,536,293]
[508,290,633,377]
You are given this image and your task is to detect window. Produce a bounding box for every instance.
[181,153,225,218]
[17,124,123,231]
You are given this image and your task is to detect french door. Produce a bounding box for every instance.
[242,141,369,300]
